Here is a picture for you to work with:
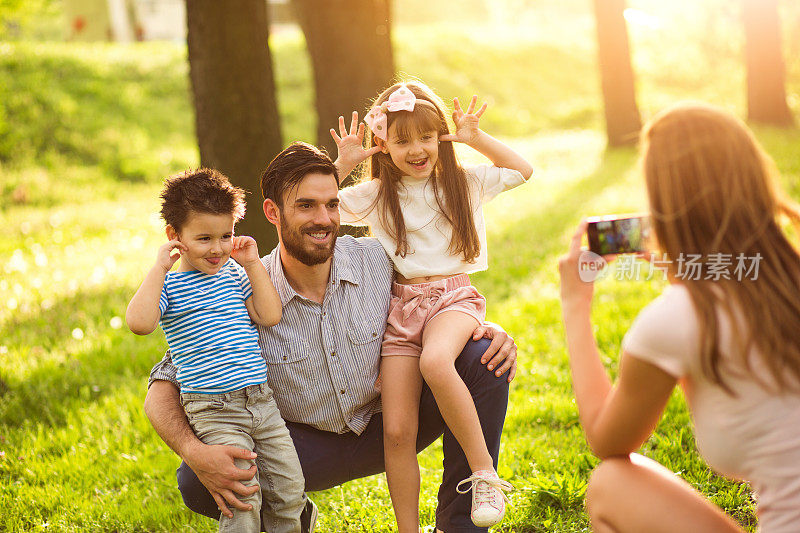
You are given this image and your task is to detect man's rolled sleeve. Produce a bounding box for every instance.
[147,350,179,389]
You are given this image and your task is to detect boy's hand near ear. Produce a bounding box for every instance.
[127,240,186,336]
[231,236,260,268]
[156,240,187,273]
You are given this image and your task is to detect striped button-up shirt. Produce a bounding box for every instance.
[149,235,393,434]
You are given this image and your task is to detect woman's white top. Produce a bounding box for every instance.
[623,284,800,533]
[337,165,526,278]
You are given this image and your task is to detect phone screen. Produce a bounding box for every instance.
[586,215,650,255]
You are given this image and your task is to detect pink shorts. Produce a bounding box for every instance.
[381,274,486,358]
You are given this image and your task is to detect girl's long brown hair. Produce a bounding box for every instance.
[350,80,480,261]
[642,102,800,393]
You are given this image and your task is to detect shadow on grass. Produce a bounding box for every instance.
[0,284,160,429]
[476,146,640,303]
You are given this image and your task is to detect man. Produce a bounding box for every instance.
[144,142,517,532]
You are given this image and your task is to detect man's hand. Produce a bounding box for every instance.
[472,322,517,382]
[182,440,260,518]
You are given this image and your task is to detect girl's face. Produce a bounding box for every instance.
[167,212,235,275]
[381,123,439,180]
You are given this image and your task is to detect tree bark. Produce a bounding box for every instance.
[743,0,793,126]
[290,0,395,183]
[592,0,641,147]
[185,0,281,251]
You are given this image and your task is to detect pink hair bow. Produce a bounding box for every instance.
[364,85,416,141]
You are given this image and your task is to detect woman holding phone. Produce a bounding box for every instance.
[559,102,800,532]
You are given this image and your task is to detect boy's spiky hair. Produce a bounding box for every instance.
[159,168,246,230]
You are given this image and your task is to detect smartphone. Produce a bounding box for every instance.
[586,214,651,255]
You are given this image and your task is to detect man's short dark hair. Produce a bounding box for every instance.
[260,142,339,206]
[159,168,246,231]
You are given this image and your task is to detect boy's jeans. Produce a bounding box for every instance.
[180,383,305,533]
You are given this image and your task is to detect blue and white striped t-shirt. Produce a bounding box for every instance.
[159,259,268,394]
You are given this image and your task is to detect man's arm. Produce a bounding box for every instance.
[143,380,259,518]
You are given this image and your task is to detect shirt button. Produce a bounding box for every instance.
[372,332,377,337]
[282,355,288,361]
[331,350,336,357]
[340,389,346,394]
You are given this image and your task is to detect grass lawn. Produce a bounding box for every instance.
[1,4,800,531]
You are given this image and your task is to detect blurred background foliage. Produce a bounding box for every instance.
[1,1,799,530]
[1,0,798,199]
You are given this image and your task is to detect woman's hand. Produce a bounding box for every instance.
[439,95,487,146]
[559,220,604,314]
[331,111,381,178]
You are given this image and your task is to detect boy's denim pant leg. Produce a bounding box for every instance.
[180,384,305,533]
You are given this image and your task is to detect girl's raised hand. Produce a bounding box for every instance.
[156,240,186,273]
[439,95,487,145]
[330,111,381,176]
[231,236,260,267]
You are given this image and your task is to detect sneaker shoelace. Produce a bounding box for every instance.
[456,472,514,508]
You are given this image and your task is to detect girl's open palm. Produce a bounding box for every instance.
[330,111,381,172]
[439,95,487,145]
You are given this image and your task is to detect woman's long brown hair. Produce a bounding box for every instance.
[642,102,800,393]
[347,80,480,261]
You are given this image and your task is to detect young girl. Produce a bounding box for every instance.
[331,81,533,531]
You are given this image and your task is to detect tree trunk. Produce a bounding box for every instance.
[592,0,641,147]
[186,0,281,252]
[743,0,793,126]
[290,0,395,184]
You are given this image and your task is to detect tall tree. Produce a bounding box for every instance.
[291,0,395,180]
[742,0,793,126]
[592,0,641,147]
[186,0,282,250]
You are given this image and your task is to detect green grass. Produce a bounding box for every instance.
[2,4,800,530]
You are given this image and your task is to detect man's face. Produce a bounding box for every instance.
[277,172,340,266]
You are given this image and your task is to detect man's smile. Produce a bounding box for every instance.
[307,231,331,242]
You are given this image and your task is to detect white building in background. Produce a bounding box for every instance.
[63,0,184,41]
[63,0,293,42]
[133,0,186,41]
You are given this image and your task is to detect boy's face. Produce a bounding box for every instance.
[167,212,235,275]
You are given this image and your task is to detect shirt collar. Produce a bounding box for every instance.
[331,239,359,286]
[267,245,299,306]
[267,239,360,306]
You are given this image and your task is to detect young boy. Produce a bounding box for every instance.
[126,169,306,533]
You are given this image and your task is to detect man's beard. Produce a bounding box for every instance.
[279,213,337,266]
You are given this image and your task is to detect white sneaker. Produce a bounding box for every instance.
[456,469,513,527]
